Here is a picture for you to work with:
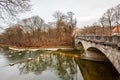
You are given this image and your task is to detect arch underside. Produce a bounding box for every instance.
[76,41,85,50]
[86,47,109,62]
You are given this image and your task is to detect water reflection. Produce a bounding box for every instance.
[75,58,120,80]
[17,53,79,80]
[0,48,82,80]
[0,48,119,80]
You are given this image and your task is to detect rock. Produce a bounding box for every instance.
[9,63,14,66]
[8,55,12,57]
[18,53,22,55]
[27,58,32,61]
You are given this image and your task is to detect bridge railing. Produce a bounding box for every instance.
[76,36,120,48]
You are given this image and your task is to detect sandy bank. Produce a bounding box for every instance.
[8,47,74,51]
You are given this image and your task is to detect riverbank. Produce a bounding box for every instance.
[8,47,74,51]
[0,44,74,51]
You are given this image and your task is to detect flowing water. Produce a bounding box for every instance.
[0,48,119,80]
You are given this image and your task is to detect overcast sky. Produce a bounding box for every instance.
[18,0,120,27]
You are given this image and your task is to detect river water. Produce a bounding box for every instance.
[0,48,119,80]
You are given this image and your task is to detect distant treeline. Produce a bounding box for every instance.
[0,11,76,47]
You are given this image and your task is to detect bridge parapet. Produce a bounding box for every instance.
[76,36,120,48]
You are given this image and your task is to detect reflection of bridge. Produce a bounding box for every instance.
[75,58,119,80]
[75,36,120,74]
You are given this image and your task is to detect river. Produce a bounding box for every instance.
[0,48,119,80]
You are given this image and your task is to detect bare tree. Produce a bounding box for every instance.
[101,8,115,36]
[53,11,65,45]
[113,4,120,25]
[0,0,31,21]
[98,4,120,36]
[67,12,76,32]
[17,16,45,46]
[99,17,106,35]
[113,4,120,35]
[53,11,77,46]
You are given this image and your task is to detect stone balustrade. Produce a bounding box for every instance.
[76,36,120,48]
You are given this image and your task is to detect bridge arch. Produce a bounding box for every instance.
[86,47,109,61]
[76,41,85,51]
[87,47,105,55]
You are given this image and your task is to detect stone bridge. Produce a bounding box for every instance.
[75,36,120,74]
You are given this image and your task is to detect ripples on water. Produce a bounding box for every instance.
[0,48,119,80]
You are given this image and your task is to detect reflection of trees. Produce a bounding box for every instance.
[2,49,44,62]
[1,48,79,79]
[18,57,47,75]
[55,54,77,80]
[17,52,78,80]
[17,53,54,75]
